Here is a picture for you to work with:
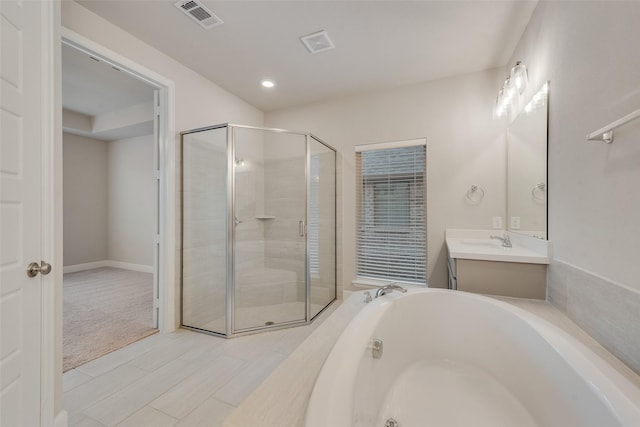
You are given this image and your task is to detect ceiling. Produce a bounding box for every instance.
[76,0,538,112]
[62,43,154,116]
[62,43,155,140]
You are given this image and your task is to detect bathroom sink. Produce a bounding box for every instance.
[445,229,550,264]
[458,240,503,248]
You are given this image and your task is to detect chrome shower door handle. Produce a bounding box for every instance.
[298,220,305,237]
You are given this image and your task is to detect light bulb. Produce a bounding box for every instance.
[510,61,528,95]
[524,102,533,114]
[494,89,505,118]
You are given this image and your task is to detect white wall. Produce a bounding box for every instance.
[266,68,507,290]
[508,1,640,374]
[63,133,154,269]
[508,1,640,291]
[63,132,108,266]
[108,135,155,267]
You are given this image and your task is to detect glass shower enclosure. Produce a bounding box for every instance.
[181,124,336,336]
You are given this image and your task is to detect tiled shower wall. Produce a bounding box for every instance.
[263,156,307,303]
[547,260,640,375]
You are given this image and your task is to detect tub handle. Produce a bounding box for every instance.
[370,338,383,359]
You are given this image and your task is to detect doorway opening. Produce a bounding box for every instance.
[60,38,169,371]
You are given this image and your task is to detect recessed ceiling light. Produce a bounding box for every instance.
[261,80,275,88]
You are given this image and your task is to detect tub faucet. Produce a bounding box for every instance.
[375,284,407,298]
[490,233,512,248]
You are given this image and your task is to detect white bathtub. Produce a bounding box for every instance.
[306,289,640,427]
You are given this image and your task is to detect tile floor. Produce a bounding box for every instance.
[63,304,336,427]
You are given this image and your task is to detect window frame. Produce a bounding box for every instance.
[354,139,427,286]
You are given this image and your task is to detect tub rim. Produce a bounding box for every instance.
[304,288,640,427]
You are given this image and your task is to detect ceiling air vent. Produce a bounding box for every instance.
[174,0,223,30]
[300,30,335,54]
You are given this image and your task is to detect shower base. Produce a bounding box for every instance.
[199,301,327,333]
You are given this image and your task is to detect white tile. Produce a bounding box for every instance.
[221,299,358,427]
[176,335,225,366]
[213,351,286,406]
[84,359,199,426]
[64,363,147,415]
[76,333,167,377]
[116,406,177,427]
[547,260,568,310]
[65,302,338,427]
[64,369,93,393]
[150,355,246,419]
[69,413,106,427]
[219,329,285,362]
[67,412,106,427]
[130,333,196,371]
[273,325,314,356]
[175,397,234,427]
[566,264,640,374]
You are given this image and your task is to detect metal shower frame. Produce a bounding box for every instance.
[180,123,337,337]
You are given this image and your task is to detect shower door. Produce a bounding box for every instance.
[232,127,307,332]
[181,125,228,335]
[309,137,336,319]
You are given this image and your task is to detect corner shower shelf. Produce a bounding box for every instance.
[255,215,276,220]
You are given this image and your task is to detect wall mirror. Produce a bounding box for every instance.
[507,81,549,239]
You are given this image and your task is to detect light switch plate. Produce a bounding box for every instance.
[492,216,502,229]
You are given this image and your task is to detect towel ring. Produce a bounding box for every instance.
[532,182,546,202]
[466,185,485,203]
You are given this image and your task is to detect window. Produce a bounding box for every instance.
[356,140,426,285]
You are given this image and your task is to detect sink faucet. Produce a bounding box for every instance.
[375,283,407,298]
[490,234,512,248]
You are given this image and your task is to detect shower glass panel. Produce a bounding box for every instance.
[181,126,227,334]
[181,124,336,337]
[309,137,336,318]
[233,127,307,330]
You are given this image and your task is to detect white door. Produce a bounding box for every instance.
[1,1,47,425]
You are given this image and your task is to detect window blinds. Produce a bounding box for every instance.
[309,156,320,274]
[356,143,426,284]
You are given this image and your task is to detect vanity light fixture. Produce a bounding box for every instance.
[261,79,275,88]
[494,61,528,119]
[510,61,528,95]
[523,82,549,115]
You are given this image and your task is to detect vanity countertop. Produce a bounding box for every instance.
[446,228,550,264]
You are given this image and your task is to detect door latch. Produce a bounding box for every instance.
[27,261,52,278]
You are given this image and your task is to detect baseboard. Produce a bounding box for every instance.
[107,260,154,273]
[63,260,109,274]
[63,260,153,274]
